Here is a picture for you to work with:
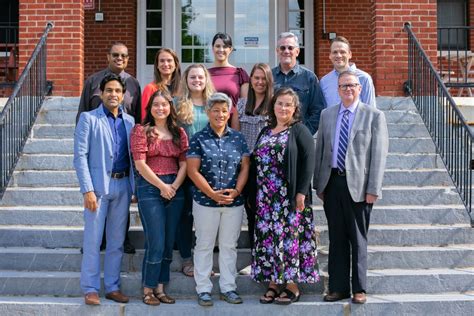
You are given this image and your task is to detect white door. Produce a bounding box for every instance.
[137,0,313,87]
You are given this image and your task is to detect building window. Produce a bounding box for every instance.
[437,0,468,50]
[146,0,163,64]
[0,0,19,44]
[288,0,305,65]
[180,0,216,63]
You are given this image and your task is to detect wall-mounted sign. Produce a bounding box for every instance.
[244,37,259,47]
[84,0,95,10]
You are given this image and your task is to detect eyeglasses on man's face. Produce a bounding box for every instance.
[279,45,297,52]
[111,53,129,59]
[338,83,360,91]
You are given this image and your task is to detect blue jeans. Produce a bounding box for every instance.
[80,177,131,294]
[175,177,193,260]
[137,174,184,287]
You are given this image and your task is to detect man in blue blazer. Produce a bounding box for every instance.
[314,71,388,304]
[74,74,135,305]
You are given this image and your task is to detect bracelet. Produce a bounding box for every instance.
[234,188,241,195]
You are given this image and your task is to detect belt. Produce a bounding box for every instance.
[111,170,129,179]
[331,168,346,176]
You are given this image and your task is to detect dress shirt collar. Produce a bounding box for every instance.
[339,100,359,115]
[277,62,301,75]
[204,123,231,138]
[102,104,123,118]
[332,63,358,76]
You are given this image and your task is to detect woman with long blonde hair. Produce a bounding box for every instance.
[174,64,215,278]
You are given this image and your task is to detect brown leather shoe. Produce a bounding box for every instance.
[84,292,100,305]
[105,291,129,303]
[323,292,351,302]
[352,292,367,304]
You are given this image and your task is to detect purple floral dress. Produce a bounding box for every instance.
[251,128,319,284]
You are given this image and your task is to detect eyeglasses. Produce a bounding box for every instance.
[338,83,360,90]
[279,45,296,52]
[111,53,129,59]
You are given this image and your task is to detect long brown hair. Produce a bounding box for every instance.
[245,63,273,116]
[142,90,181,146]
[153,48,182,96]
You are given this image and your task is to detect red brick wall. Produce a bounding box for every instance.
[371,0,437,96]
[314,0,374,79]
[19,0,84,97]
[83,0,137,79]
[314,0,437,97]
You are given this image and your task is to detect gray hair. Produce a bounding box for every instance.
[277,32,299,47]
[338,70,360,84]
[206,92,232,111]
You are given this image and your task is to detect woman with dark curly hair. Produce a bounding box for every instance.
[251,87,319,305]
[130,90,188,305]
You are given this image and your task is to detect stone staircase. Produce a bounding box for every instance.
[0,96,473,315]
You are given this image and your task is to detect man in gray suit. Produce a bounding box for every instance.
[313,71,388,304]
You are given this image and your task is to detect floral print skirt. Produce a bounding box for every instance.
[251,129,319,284]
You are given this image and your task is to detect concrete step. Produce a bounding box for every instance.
[35,109,76,125]
[11,170,78,187]
[0,270,323,297]
[313,205,471,226]
[0,186,462,207]
[21,137,437,155]
[377,97,417,111]
[14,153,446,172]
[9,168,453,188]
[387,123,430,138]
[1,267,473,297]
[32,124,74,139]
[28,122,429,140]
[42,97,80,111]
[0,205,468,227]
[1,294,474,316]
[0,295,343,316]
[1,244,472,273]
[384,111,424,124]
[0,224,472,248]
[386,153,444,169]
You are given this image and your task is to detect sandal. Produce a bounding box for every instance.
[154,291,176,304]
[259,287,279,304]
[182,261,194,277]
[142,292,160,306]
[274,288,300,305]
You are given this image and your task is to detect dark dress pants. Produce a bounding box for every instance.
[323,171,372,294]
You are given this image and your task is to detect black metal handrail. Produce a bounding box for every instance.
[0,22,54,199]
[404,22,473,226]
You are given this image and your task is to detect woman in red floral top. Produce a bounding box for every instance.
[130,90,188,305]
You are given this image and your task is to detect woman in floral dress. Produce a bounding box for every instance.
[251,87,319,305]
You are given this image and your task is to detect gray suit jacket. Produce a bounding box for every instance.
[313,101,389,202]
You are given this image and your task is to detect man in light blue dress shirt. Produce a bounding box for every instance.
[320,36,376,108]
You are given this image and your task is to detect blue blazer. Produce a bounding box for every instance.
[74,104,135,196]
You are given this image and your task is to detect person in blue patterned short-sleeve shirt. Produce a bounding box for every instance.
[187,92,250,306]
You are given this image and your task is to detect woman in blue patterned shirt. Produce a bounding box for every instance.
[187,92,250,307]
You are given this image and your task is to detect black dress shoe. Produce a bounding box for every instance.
[123,241,136,254]
[323,292,351,302]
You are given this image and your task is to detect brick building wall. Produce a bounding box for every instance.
[314,0,374,79]
[371,0,437,96]
[19,0,84,97]
[314,0,438,97]
[83,0,137,79]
